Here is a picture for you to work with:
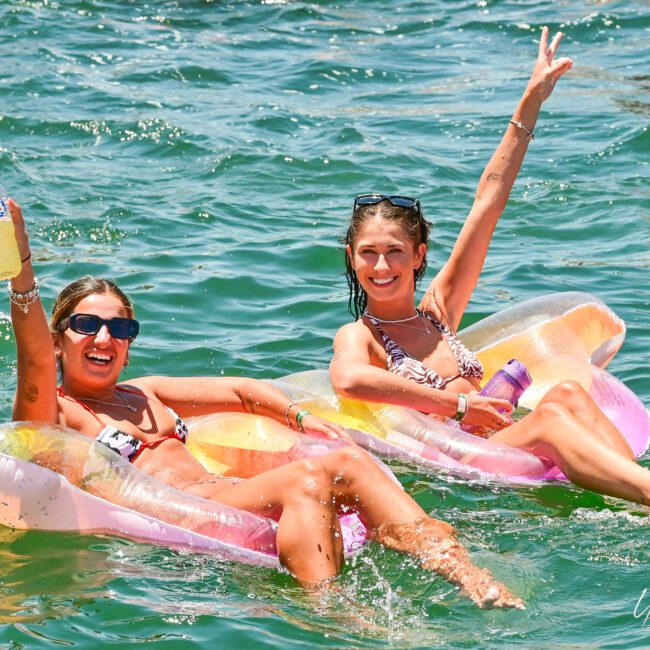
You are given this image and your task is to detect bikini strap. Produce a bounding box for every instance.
[419,311,484,380]
[116,384,177,412]
[114,385,145,397]
[363,312,391,345]
[57,386,104,424]
[57,385,156,422]
[418,309,447,333]
[59,384,184,430]
[61,384,159,407]
[129,437,169,463]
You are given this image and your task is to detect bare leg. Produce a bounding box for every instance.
[195,456,345,584]
[374,518,523,609]
[186,446,522,606]
[491,401,650,504]
[192,446,426,583]
[538,381,634,459]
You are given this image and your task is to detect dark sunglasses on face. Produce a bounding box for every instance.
[60,313,140,341]
[353,194,423,219]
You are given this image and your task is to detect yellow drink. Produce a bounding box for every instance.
[0,193,21,280]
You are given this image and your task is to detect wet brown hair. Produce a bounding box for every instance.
[50,276,135,335]
[343,199,431,318]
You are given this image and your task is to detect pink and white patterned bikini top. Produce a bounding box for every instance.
[365,309,484,389]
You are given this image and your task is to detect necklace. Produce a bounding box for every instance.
[364,309,431,335]
[79,389,138,413]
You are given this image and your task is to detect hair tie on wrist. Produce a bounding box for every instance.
[21,253,32,264]
[295,409,310,433]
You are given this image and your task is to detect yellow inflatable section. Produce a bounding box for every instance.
[187,414,301,477]
[458,291,625,408]
[187,412,363,478]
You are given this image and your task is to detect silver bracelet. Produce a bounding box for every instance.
[8,278,40,314]
[284,401,297,429]
[509,119,535,142]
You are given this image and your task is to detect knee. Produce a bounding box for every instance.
[330,445,376,477]
[544,380,590,408]
[535,401,570,420]
[291,459,332,501]
[531,401,573,441]
[335,445,371,466]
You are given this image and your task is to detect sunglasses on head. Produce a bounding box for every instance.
[60,313,140,341]
[353,194,423,219]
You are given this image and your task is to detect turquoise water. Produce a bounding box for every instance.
[0,0,649,647]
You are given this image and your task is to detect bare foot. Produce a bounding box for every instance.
[441,552,524,609]
[373,517,524,609]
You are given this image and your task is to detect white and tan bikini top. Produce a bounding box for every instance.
[365,309,484,389]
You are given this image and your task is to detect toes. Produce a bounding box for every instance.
[478,583,525,609]
[480,584,501,608]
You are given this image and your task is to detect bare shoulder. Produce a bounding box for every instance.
[127,375,235,391]
[123,375,249,414]
[333,319,375,349]
[124,375,162,395]
[124,375,198,404]
[332,319,385,366]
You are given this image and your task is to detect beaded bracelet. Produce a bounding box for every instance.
[284,401,298,429]
[295,409,310,433]
[8,278,40,315]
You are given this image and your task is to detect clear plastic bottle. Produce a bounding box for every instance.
[0,187,21,280]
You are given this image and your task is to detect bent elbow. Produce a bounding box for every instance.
[330,368,366,400]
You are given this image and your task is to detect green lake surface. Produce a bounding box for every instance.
[0,1,649,647]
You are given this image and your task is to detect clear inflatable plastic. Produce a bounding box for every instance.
[1,292,647,558]
[0,422,368,564]
[275,292,650,481]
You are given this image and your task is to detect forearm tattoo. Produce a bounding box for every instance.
[25,384,39,403]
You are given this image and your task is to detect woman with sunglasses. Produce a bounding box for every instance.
[5,199,523,607]
[330,29,650,505]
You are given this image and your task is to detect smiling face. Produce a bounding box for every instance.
[344,198,430,318]
[54,292,132,393]
[347,216,426,307]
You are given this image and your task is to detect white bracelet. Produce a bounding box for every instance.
[453,393,469,422]
[8,278,40,314]
[510,119,535,142]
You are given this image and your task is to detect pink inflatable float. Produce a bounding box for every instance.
[0,292,646,561]
[276,292,650,481]
[0,422,367,565]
